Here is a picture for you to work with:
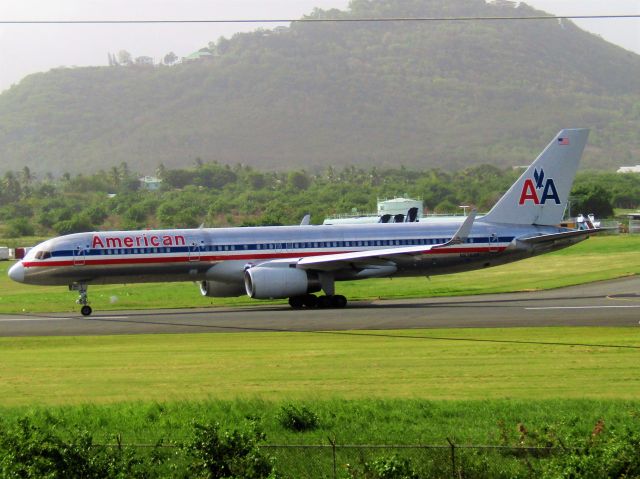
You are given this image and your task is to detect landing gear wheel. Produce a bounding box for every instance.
[288,296,304,309]
[331,295,347,308]
[71,283,92,316]
[302,294,318,308]
[317,295,332,309]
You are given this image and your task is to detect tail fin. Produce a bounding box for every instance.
[482,129,589,225]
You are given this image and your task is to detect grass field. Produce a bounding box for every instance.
[0,235,638,314]
[1,327,639,477]
[1,236,639,476]
[2,327,639,407]
[2,398,639,447]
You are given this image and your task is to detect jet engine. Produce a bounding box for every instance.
[199,280,245,297]
[244,263,320,299]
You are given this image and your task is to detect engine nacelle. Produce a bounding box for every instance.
[199,280,245,297]
[244,264,319,299]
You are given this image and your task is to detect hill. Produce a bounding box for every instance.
[0,0,639,175]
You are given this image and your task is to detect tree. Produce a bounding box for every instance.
[2,171,22,202]
[288,171,311,190]
[163,51,178,65]
[53,214,95,235]
[109,166,121,189]
[134,56,153,66]
[20,166,35,188]
[155,163,167,180]
[6,218,34,237]
[119,161,131,179]
[571,184,614,218]
[214,37,230,55]
[117,50,132,65]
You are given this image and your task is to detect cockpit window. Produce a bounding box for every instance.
[35,251,52,260]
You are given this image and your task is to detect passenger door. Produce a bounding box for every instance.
[188,239,204,262]
[73,245,86,266]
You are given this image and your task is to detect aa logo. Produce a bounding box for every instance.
[518,168,560,205]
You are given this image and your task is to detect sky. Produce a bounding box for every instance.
[0,0,639,92]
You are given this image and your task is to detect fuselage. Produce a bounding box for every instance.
[11,219,581,288]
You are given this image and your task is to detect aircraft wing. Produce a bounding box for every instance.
[296,210,477,271]
[518,227,607,245]
[296,244,439,270]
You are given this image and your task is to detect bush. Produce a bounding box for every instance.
[543,429,640,478]
[53,214,95,235]
[276,404,320,432]
[182,421,275,479]
[347,455,419,479]
[5,218,34,237]
[0,416,162,478]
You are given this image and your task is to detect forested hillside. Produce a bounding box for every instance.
[1,162,636,239]
[0,0,639,175]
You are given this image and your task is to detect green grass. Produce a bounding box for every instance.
[3,398,639,479]
[1,327,639,407]
[2,398,639,447]
[1,235,638,314]
[2,327,639,476]
[2,236,639,476]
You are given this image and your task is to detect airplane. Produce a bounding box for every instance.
[8,129,602,316]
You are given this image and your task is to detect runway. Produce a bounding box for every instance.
[0,276,638,337]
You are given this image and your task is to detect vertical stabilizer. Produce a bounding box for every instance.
[482,129,589,225]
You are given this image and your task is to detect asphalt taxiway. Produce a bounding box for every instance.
[0,276,638,337]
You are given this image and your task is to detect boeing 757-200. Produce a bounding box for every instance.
[9,129,601,316]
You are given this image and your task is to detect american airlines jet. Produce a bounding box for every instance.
[9,129,600,316]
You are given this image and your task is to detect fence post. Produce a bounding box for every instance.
[328,435,337,479]
[446,438,456,479]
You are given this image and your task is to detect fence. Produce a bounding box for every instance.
[99,440,579,478]
[598,219,621,232]
[261,442,575,478]
[630,220,640,234]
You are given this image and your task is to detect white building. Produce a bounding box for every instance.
[139,176,162,191]
[323,197,424,225]
[617,165,640,173]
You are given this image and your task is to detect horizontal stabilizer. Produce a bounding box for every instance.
[518,228,606,244]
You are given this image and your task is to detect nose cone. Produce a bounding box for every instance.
[8,262,25,283]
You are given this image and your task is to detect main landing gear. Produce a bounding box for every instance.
[288,272,347,309]
[70,283,92,316]
[288,294,347,309]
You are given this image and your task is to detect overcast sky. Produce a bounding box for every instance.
[1,0,638,92]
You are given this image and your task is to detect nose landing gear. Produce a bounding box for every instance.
[70,283,92,316]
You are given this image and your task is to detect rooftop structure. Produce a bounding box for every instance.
[617,165,640,173]
[139,176,162,191]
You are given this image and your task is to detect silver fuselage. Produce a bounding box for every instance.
[12,220,582,287]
